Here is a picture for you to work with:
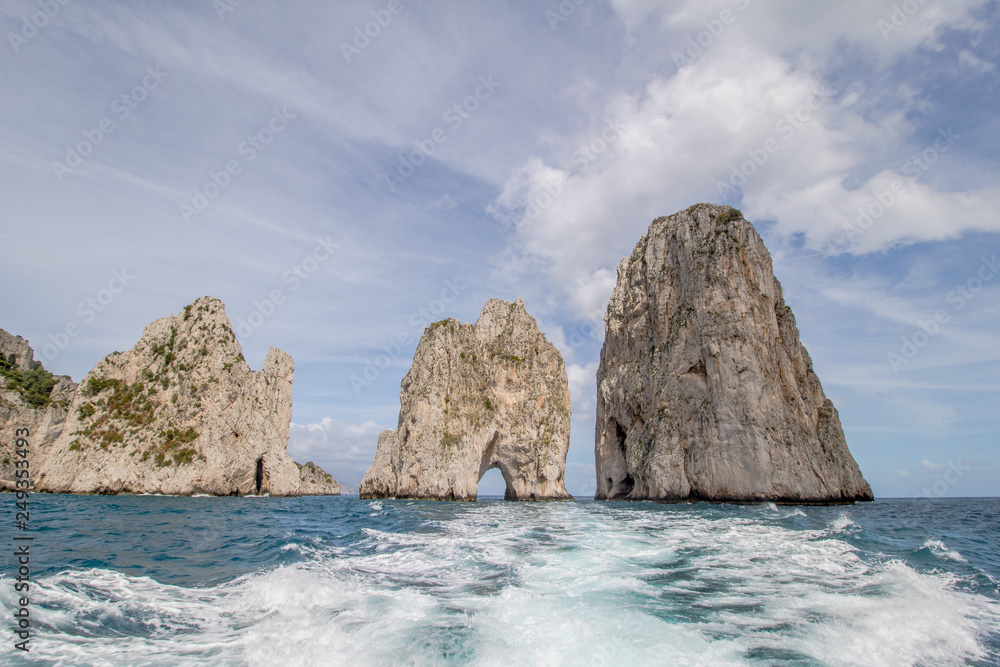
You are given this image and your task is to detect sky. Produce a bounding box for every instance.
[1,0,998,498]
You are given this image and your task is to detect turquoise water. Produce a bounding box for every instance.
[1,496,998,666]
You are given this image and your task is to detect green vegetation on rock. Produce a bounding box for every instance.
[0,353,59,408]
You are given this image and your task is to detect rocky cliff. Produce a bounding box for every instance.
[297,461,342,495]
[0,331,76,491]
[361,298,573,501]
[595,204,873,503]
[34,297,302,496]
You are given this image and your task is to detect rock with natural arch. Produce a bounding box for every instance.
[360,299,573,501]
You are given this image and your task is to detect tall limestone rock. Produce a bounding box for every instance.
[0,331,77,491]
[596,204,872,503]
[361,298,573,501]
[36,297,302,496]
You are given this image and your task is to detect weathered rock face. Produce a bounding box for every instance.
[0,332,76,491]
[35,297,302,496]
[297,461,342,495]
[361,298,573,501]
[0,330,38,373]
[596,204,873,503]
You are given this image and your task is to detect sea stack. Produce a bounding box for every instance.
[35,297,303,496]
[595,204,873,503]
[297,461,342,495]
[360,298,573,501]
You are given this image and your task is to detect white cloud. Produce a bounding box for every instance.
[959,49,996,72]
[921,459,947,472]
[490,2,1000,320]
[491,40,862,317]
[427,193,458,210]
[611,0,991,65]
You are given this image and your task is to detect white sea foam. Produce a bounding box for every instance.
[923,539,968,563]
[2,503,997,666]
[827,513,856,534]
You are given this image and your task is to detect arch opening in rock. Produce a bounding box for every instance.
[477,432,516,500]
[477,467,508,498]
[255,457,264,494]
[602,420,635,499]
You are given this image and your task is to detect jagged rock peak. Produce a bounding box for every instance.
[360,298,573,501]
[595,204,873,504]
[35,296,301,496]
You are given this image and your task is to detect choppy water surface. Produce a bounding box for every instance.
[1,496,998,666]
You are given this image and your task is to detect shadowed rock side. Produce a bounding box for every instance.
[35,297,302,496]
[297,461,342,495]
[595,204,873,504]
[0,331,77,491]
[360,298,573,501]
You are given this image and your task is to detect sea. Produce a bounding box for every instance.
[0,495,998,666]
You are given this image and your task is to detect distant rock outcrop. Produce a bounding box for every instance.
[595,204,873,503]
[361,298,573,501]
[33,297,302,496]
[297,461,342,495]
